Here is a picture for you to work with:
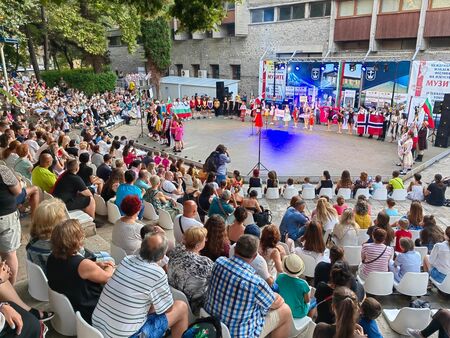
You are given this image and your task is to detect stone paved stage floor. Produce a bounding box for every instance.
[118,118,446,179]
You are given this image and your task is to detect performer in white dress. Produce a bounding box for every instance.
[400,132,414,175]
[283,105,291,127]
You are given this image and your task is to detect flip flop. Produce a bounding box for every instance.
[29,308,55,322]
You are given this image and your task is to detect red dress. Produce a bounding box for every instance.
[255,111,263,128]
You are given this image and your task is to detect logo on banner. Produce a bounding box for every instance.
[311,68,320,80]
[365,68,376,81]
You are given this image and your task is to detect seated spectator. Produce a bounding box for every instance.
[302,176,314,190]
[92,233,188,338]
[265,170,280,194]
[3,140,20,168]
[259,224,286,278]
[370,175,383,194]
[137,224,169,270]
[315,170,333,195]
[367,211,394,246]
[96,154,113,182]
[332,208,359,247]
[205,172,219,191]
[101,168,124,202]
[359,228,394,280]
[280,199,308,243]
[407,173,425,201]
[230,169,243,188]
[161,171,184,201]
[129,159,143,178]
[296,221,326,264]
[276,254,311,319]
[387,170,404,193]
[144,175,179,219]
[407,309,450,338]
[408,200,424,230]
[31,153,57,193]
[115,170,144,218]
[112,195,144,255]
[313,246,344,287]
[197,183,214,222]
[52,159,95,218]
[122,142,137,166]
[358,297,383,338]
[216,180,227,197]
[425,174,447,206]
[90,145,103,168]
[424,226,450,284]
[13,144,33,180]
[168,227,213,314]
[354,200,371,229]
[394,217,412,252]
[390,238,421,282]
[200,215,230,261]
[283,177,297,196]
[208,190,236,220]
[26,199,68,273]
[135,169,151,192]
[333,195,348,216]
[241,190,262,214]
[227,206,247,245]
[66,139,79,157]
[384,198,399,217]
[353,171,371,196]
[357,194,372,215]
[78,152,103,194]
[315,197,339,231]
[417,215,444,253]
[335,170,353,195]
[204,234,292,338]
[47,219,114,323]
[173,200,203,243]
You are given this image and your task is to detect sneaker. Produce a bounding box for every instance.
[406,328,423,338]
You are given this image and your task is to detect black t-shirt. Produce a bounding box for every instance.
[426,183,446,206]
[77,163,93,186]
[66,147,79,157]
[96,163,112,182]
[249,177,262,188]
[320,180,333,189]
[0,165,19,216]
[53,173,87,203]
[314,262,331,287]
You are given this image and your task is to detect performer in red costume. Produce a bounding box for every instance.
[254,98,263,129]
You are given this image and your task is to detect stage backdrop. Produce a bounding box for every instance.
[261,60,287,102]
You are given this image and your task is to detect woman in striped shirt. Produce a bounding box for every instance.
[359,228,394,280]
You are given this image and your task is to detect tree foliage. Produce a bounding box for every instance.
[141,18,172,72]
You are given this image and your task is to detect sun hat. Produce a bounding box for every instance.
[282,254,305,278]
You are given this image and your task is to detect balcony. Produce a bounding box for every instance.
[334,16,371,42]
[376,11,420,39]
[424,8,450,38]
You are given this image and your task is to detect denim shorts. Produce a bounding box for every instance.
[16,188,27,205]
[130,313,168,338]
[430,267,446,283]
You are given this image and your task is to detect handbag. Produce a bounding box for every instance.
[325,233,336,250]
[253,208,272,227]
[362,245,388,264]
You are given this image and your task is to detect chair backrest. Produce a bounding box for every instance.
[283,187,298,200]
[265,187,280,199]
[199,308,232,338]
[391,189,407,201]
[372,188,388,201]
[414,246,428,263]
[76,311,104,338]
[319,188,333,199]
[26,259,49,302]
[389,216,402,226]
[357,229,370,245]
[395,272,429,297]
[43,191,54,200]
[249,187,263,199]
[410,230,421,242]
[343,246,362,267]
[363,272,394,296]
[143,201,159,221]
[107,200,121,224]
[93,194,108,216]
[48,288,77,336]
[110,243,127,264]
[337,188,351,199]
[278,241,290,255]
[355,188,370,199]
[158,209,174,230]
[302,188,315,200]
[297,252,317,278]
[170,287,195,323]
[390,308,431,335]
[243,212,255,226]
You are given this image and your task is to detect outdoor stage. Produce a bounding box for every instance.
[113,118,447,179]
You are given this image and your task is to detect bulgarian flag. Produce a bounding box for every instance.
[422,97,435,129]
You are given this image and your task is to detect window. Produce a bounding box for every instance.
[231,65,241,80]
[293,4,306,19]
[279,6,292,20]
[381,0,400,12]
[192,64,200,77]
[381,0,421,12]
[310,1,331,17]
[224,23,235,36]
[431,0,450,8]
[339,0,373,16]
[108,36,121,47]
[251,8,275,23]
[357,0,374,15]
[211,65,220,79]
[226,2,235,10]
[402,0,422,10]
[175,64,183,77]
[279,4,306,20]
[339,0,355,16]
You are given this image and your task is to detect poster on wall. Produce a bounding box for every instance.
[260,60,286,101]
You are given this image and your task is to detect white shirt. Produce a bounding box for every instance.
[97,140,110,155]
[173,215,203,243]
[429,241,450,274]
[161,180,181,200]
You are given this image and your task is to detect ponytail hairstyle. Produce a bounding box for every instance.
[446,226,450,247]
[332,287,359,338]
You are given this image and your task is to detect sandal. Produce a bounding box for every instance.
[29,308,55,322]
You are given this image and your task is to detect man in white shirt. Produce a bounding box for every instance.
[173,200,203,243]
[161,171,184,201]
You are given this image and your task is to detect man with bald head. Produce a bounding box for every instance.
[173,200,204,243]
[31,153,57,192]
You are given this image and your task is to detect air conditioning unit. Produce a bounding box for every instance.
[181,69,190,77]
[198,70,208,78]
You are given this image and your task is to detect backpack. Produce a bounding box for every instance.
[182,317,222,338]
[204,151,220,173]
[253,208,272,227]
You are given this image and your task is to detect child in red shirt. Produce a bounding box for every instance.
[394,217,412,252]
[153,151,162,166]
[333,196,349,216]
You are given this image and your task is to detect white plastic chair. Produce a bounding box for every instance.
[93,194,108,216]
[248,187,263,199]
[354,188,370,199]
[288,316,314,338]
[158,209,174,230]
[336,188,351,200]
[243,212,255,226]
[383,308,431,335]
[302,188,315,200]
[391,189,407,201]
[393,272,429,297]
[415,246,428,264]
[343,246,362,267]
[357,272,394,296]
[49,287,77,336]
[265,187,280,199]
[76,311,104,338]
[110,243,127,264]
[107,200,122,224]
[357,229,369,245]
[372,188,388,201]
[26,260,48,302]
[319,188,333,200]
[296,252,317,278]
[65,207,94,225]
[199,308,231,338]
[389,215,401,226]
[170,286,195,323]
[430,275,450,294]
[410,230,421,242]
[283,187,299,200]
[143,201,159,221]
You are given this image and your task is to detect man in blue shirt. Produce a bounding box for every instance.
[115,170,144,218]
[279,199,309,243]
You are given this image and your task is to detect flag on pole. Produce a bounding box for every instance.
[422,97,435,129]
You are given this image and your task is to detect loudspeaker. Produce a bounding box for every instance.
[434,94,450,148]
[216,81,225,101]
[435,129,449,148]
[224,87,230,97]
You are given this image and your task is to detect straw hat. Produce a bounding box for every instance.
[283,254,305,278]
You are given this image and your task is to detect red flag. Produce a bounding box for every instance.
[357,114,384,136]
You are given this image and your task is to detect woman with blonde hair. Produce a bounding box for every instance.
[407,200,424,230]
[332,208,359,246]
[315,197,339,232]
[26,199,68,273]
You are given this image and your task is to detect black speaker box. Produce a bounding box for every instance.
[435,130,449,148]
[216,81,225,101]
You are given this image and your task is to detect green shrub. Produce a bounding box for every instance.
[41,69,117,96]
